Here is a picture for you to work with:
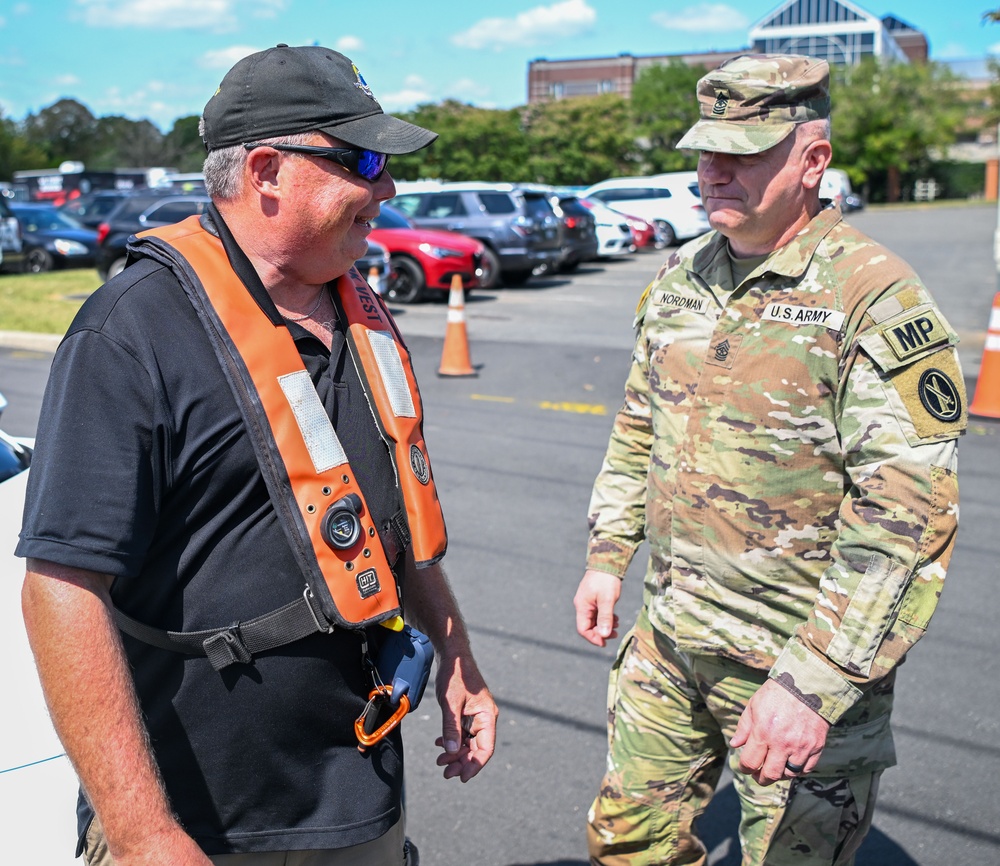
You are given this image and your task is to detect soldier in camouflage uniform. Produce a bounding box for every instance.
[573,54,965,865]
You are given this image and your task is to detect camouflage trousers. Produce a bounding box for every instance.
[588,609,897,866]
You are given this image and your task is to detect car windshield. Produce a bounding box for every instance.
[373,206,412,230]
[13,207,83,232]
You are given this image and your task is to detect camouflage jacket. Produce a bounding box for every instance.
[586,205,965,724]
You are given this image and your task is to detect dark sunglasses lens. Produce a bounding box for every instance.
[356,150,388,180]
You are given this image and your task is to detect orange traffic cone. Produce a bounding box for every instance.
[970,290,1000,419]
[368,266,382,295]
[438,275,477,378]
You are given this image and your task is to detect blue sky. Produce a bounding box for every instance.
[0,0,995,132]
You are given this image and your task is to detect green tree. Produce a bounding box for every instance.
[831,58,962,201]
[22,98,99,165]
[90,116,164,169]
[0,109,50,180]
[391,100,531,182]
[630,60,703,173]
[162,115,206,173]
[521,94,636,185]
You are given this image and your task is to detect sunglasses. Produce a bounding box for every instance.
[243,142,390,181]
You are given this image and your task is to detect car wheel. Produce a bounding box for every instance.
[107,257,129,280]
[503,268,533,287]
[24,248,53,274]
[477,247,500,290]
[654,220,677,247]
[385,256,426,304]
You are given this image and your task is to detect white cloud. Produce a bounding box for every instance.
[445,77,491,102]
[378,75,433,111]
[451,0,596,51]
[199,45,261,69]
[651,4,748,33]
[54,74,82,87]
[73,0,284,30]
[335,35,364,53]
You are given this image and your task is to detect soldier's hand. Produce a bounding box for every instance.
[731,679,830,786]
[574,569,622,647]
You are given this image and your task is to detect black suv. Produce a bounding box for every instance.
[0,194,25,272]
[388,184,561,288]
[96,192,212,280]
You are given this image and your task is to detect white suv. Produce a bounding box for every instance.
[583,172,710,247]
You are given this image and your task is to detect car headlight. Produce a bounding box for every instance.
[53,239,89,256]
[418,242,463,259]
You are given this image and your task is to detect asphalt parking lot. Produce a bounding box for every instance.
[1,202,998,865]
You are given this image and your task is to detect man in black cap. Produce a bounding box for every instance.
[19,45,497,866]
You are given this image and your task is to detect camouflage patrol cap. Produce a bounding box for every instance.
[677,54,830,155]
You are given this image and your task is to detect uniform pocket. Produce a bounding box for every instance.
[826,553,911,677]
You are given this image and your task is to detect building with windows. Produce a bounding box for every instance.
[527,0,926,105]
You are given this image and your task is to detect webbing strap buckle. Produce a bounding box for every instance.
[354,684,411,752]
[202,624,252,671]
[303,586,336,634]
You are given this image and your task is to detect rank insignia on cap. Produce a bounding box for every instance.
[352,63,376,101]
[918,368,962,422]
[712,90,729,117]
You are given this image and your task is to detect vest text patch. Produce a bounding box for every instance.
[881,309,948,361]
[763,303,846,331]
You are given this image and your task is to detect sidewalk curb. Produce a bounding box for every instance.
[0,331,62,353]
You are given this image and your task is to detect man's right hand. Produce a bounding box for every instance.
[573,569,622,647]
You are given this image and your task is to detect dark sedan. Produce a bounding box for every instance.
[9,203,99,272]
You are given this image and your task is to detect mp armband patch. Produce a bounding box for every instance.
[888,350,967,440]
[879,309,949,362]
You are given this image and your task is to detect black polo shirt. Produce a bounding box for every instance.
[17,208,405,854]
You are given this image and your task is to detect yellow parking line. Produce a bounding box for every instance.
[469,394,607,416]
[538,401,607,416]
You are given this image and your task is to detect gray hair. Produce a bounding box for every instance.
[199,126,317,200]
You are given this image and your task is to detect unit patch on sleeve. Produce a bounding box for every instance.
[887,350,968,441]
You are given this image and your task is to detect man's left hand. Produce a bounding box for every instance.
[433,653,498,783]
[730,679,830,786]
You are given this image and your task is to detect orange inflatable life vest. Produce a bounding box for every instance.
[115,215,447,669]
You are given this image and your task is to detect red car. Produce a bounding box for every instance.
[370,205,486,303]
[623,213,657,249]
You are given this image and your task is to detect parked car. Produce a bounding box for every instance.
[578,197,633,258]
[95,192,212,280]
[0,193,25,272]
[388,183,562,288]
[548,192,599,272]
[821,168,864,212]
[9,203,99,273]
[0,392,32,482]
[369,204,484,304]
[583,172,710,247]
[355,238,391,296]
[58,190,131,228]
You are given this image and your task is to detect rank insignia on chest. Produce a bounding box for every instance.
[706,333,742,368]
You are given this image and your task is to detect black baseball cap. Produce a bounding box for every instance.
[201,44,437,154]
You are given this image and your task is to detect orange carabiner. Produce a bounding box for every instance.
[355,684,411,750]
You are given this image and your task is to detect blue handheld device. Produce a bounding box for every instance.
[376,624,434,711]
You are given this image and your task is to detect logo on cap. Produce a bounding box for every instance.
[712,90,730,117]
[352,63,376,102]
